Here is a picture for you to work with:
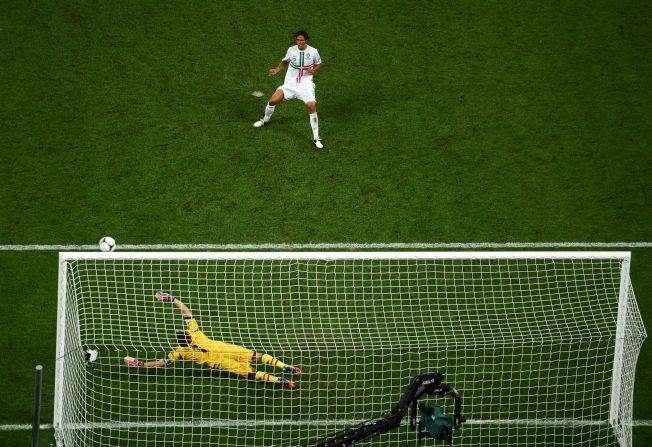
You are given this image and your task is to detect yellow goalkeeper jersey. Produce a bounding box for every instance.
[185,318,215,350]
[165,318,254,368]
[166,345,224,368]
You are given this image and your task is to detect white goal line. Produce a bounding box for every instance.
[1,242,652,251]
[4,419,652,431]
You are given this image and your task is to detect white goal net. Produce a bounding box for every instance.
[54,252,646,447]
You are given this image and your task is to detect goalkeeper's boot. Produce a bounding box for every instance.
[253,119,269,128]
[278,378,297,389]
[124,356,144,367]
[155,291,175,302]
[283,365,302,376]
[313,139,324,149]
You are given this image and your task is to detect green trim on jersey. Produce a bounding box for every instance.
[290,52,305,69]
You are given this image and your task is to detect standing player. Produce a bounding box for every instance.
[123,292,301,389]
[253,30,324,149]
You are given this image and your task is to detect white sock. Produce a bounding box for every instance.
[264,104,275,122]
[309,113,319,140]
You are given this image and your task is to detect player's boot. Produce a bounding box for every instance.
[313,139,324,149]
[277,378,297,389]
[283,365,302,376]
[253,119,269,127]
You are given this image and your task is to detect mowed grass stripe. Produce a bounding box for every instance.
[1,242,652,251]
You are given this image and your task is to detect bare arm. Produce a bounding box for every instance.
[173,299,192,318]
[143,359,166,368]
[269,60,289,76]
[307,63,322,75]
[155,291,192,319]
[123,356,166,368]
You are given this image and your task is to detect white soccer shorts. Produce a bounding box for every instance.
[277,82,316,104]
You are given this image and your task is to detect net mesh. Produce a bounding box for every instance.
[55,254,646,447]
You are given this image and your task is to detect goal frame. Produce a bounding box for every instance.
[53,250,637,445]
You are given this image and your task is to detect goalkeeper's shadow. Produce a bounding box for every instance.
[109,364,268,390]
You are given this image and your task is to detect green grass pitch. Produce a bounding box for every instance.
[0,0,651,446]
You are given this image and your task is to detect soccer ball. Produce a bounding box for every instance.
[99,236,116,252]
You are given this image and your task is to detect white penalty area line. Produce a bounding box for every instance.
[0,424,53,430]
[3,419,652,431]
[1,242,652,251]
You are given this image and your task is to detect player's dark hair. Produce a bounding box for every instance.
[176,330,191,347]
[294,30,309,41]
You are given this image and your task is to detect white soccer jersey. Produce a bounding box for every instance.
[282,45,322,86]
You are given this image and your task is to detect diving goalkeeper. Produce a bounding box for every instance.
[123,292,301,389]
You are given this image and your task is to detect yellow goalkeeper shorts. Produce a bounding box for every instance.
[200,339,254,363]
[217,357,254,377]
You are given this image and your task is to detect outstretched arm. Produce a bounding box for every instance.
[124,356,166,368]
[143,359,165,368]
[142,359,166,368]
[155,291,192,319]
[269,60,288,76]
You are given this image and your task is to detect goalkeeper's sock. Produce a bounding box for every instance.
[254,371,280,383]
[260,353,286,369]
[309,112,319,139]
[263,104,275,123]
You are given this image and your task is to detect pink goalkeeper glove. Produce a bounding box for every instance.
[123,356,144,367]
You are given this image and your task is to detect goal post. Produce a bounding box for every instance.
[609,256,645,445]
[53,251,646,447]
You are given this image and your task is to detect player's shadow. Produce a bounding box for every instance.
[114,364,233,379]
[230,77,385,145]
